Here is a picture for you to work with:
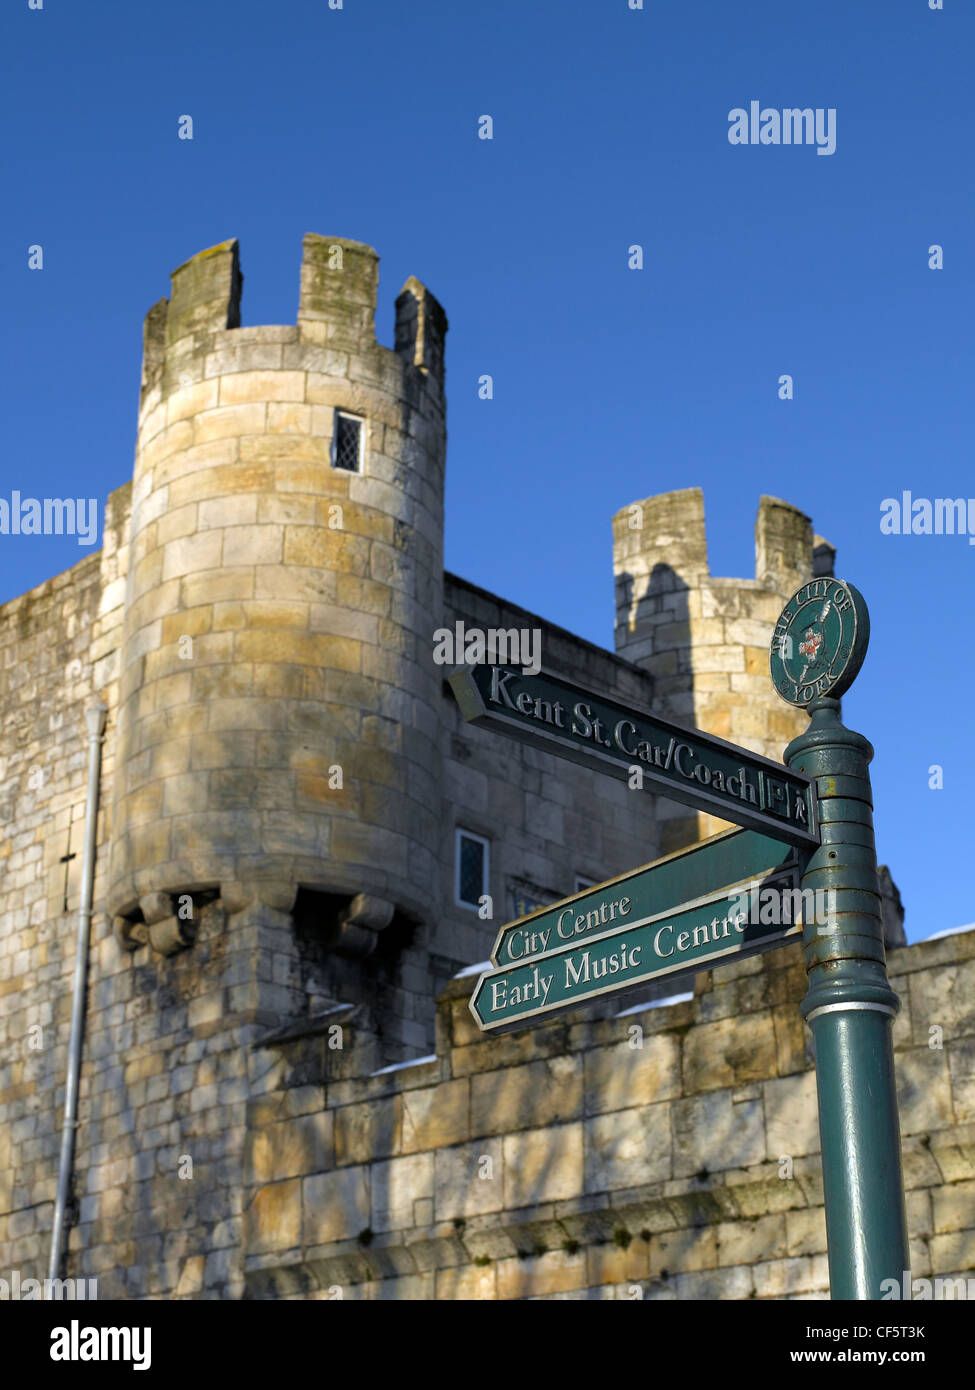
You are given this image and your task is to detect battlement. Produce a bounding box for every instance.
[139,235,449,408]
[612,487,819,597]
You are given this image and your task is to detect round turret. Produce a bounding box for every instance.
[107,235,448,938]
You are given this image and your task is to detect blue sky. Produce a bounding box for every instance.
[2,0,971,942]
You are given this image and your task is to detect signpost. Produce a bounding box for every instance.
[448,663,819,849]
[472,868,801,1031]
[773,577,909,1300]
[490,825,796,967]
[451,574,909,1301]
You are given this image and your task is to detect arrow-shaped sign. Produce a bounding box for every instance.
[470,868,802,1032]
[448,665,819,849]
[491,826,799,967]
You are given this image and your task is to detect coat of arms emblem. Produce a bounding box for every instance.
[799,626,823,662]
[770,584,868,708]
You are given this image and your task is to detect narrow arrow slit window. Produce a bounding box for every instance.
[455,829,489,911]
[332,410,365,472]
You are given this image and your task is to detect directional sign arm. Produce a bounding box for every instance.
[449,664,820,849]
[470,870,802,1031]
[491,825,797,966]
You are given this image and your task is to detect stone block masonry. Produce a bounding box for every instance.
[241,928,975,1299]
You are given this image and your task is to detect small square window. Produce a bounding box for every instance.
[332,411,364,472]
[456,829,489,912]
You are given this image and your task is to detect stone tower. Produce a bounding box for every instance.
[107,235,448,1052]
[612,487,836,853]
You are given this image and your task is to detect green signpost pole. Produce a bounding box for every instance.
[785,699,910,1299]
[772,580,910,1299]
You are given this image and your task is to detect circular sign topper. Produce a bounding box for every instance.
[769,578,870,707]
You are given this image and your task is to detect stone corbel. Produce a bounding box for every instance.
[116,888,226,954]
[335,893,395,956]
[115,912,148,952]
[140,890,195,957]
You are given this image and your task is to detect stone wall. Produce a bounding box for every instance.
[241,927,975,1300]
[0,472,293,1298]
[0,482,131,1285]
[0,494,670,1300]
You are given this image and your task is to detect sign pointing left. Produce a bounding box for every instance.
[470,871,801,1032]
[491,825,797,967]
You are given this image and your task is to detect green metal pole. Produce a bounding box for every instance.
[785,696,910,1300]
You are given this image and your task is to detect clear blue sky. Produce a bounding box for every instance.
[2,0,971,942]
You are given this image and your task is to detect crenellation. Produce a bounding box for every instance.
[755,494,814,594]
[297,236,379,343]
[157,241,244,409]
